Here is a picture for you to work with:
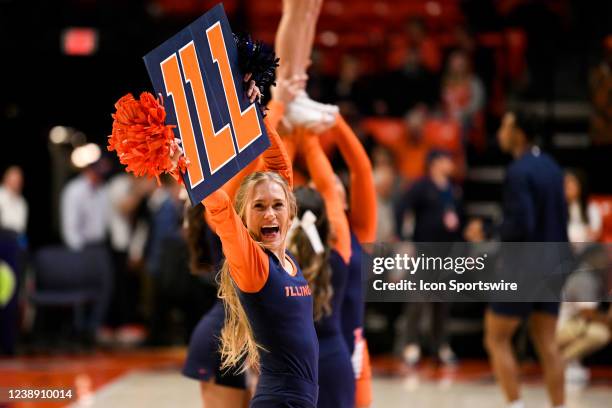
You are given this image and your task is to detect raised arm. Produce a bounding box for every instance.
[333,115,377,243]
[261,117,293,188]
[220,114,291,200]
[301,130,351,263]
[265,99,285,130]
[202,189,269,293]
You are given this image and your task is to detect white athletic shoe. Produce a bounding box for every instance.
[285,100,336,132]
[565,360,590,384]
[402,343,421,366]
[295,91,339,115]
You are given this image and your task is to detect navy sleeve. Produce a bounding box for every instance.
[499,167,535,241]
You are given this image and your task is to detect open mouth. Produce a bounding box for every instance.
[260,225,280,240]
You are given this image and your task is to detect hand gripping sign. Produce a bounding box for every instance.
[143,4,269,204]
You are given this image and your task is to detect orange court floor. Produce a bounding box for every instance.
[1,349,612,407]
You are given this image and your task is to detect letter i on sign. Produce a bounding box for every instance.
[144,4,270,204]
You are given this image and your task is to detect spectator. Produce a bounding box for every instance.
[145,174,186,345]
[384,18,441,114]
[590,36,612,144]
[373,163,399,242]
[59,157,113,343]
[332,55,371,117]
[441,50,486,149]
[564,170,602,253]
[105,174,155,343]
[61,159,111,251]
[557,170,604,383]
[0,166,28,237]
[557,246,611,384]
[394,150,463,366]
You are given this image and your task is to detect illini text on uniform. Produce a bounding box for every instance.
[285,285,312,297]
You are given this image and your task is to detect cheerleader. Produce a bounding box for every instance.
[330,115,376,408]
[203,118,319,408]
[182,203,249,408]
[289,129,354,408]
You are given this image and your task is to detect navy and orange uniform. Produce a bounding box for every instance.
[181,222,246,387]
[301,130,355,408]
[203,119,319,407]
[332,115,376,407]
[183,300,247,388]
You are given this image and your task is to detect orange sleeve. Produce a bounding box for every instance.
[301,130,351,263]
[355,340,372,407]
[202,189,269,293]
[261,117,293,188]
[281,133,298,163]
[334,115,377,244]
[265,100,285,130]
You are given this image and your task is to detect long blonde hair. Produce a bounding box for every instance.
[218,171,297,373]
[287,186,333,321]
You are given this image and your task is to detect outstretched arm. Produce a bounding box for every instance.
[261,117,293,188]
[301,130,351,263]
[202,189,269,293]
[333,115,377,243]
[220,115,292,200]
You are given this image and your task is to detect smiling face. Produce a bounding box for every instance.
[245,179,291,255]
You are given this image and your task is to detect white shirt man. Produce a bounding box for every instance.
[0,166,28,234]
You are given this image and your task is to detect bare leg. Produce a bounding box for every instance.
[298,0,323,79]
[484,309,522,404]
[200,381,249,408]
[275,0,323,84]
[529,312,565,407]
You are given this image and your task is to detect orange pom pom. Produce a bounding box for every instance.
[108,92,189,184]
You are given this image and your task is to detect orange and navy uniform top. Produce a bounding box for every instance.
[300,128,352,339]
[332,115,376,406]
[203,118,319,406]
[301,127,356,408]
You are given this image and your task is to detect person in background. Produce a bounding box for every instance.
[589,36,612,144]
[557,169,603,383]
[564,170,602,253]
[0,166,28,239]
[468,111,568,408]
[373,163,399,243]
[105,173,154,345]
[441,50,486,149]
[384,18,441,114]
[145,174,186,345]
[394,150,462,366]
[60,157,114,344]
[61,159,111,251]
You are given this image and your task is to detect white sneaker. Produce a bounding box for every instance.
[565,361,590,384]
[402,343,421,366]
[285,100,335,132]
[295,91,339,115]
[438,344,457,366]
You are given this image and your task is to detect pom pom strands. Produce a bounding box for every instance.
[233,32,279,92]
[108,92,188,184]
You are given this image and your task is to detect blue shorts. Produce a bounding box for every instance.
[489,302,560,319]
[251,373,318,408]
[182,300,246,389]
[317,334,355,408]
